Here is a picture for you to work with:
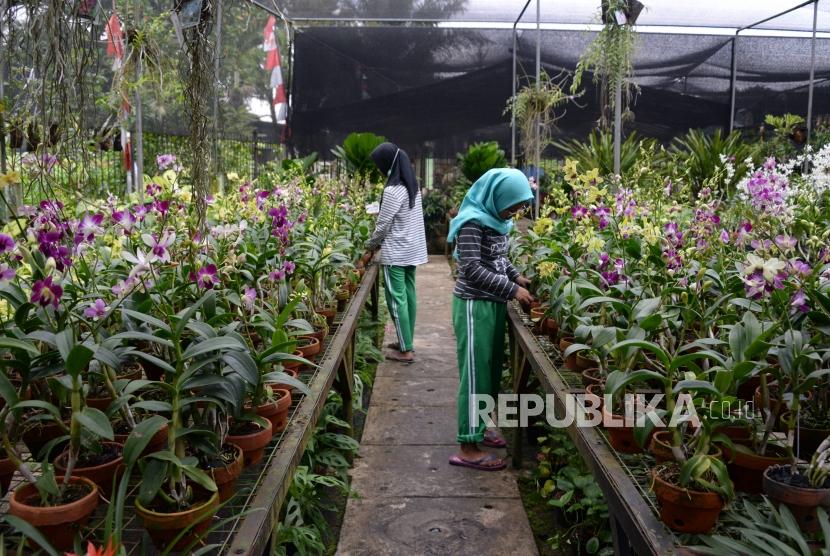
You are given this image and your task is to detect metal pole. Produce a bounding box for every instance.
[511,0,532,168]
[534,0,540,219]
[213,0,224,192]
[133,0,145,202]
[613,80,621,175]
[806,0,818,145]
[0,0,6,177]
[511,26,517,166]
[729,35,738,132]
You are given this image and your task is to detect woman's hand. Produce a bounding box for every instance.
[515,275,531,288]
[513,286,534,305]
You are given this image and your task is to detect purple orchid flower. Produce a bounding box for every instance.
[0,234,15,254]
[31,276,63,308]
[84,298,108,320]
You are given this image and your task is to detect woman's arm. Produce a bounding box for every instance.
[366,187,405,251]
[456,223,518,300]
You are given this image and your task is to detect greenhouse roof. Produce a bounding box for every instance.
[279,0,830,33]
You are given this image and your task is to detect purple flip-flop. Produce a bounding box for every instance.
[482,430,507,448]
[448,453,507,471]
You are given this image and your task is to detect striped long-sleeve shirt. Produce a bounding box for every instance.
[366,185,429,267]
[453,221,520,303]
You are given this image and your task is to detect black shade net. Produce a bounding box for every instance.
[290,22,830,158]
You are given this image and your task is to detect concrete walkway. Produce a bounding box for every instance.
[336,257,538,556]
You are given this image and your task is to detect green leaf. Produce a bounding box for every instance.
[608,340,669,366]
[673,380,720,397]
[2,515,60,556]
[586,536,600,554]
[605,369,667,398]
[0,336,40,356]
[110,331,174,349]
[222,351,260,386]
[173,291,212,337]
[55,329,73,363]
[132,400,173,412]
[0,371,20,407]
[123,415,168,467]
[138,458,167,505]
[65,344,94,377]
[262,372,311,395]
[130,351,176,375]
[181,465,217,492]
[122,308,171,332]
[632,297,661,320]
[182,336,244,360]
[76,407,114,440]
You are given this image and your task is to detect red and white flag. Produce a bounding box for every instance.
[104,11,131,171]
[263,16,287,122]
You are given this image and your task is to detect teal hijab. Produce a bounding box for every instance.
[447,168,533,243]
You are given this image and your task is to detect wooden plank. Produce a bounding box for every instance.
[506,304,681,556]
[225,264,379,556]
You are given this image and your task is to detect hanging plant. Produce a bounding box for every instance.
[504,71,573,162]
[571,0,639,129]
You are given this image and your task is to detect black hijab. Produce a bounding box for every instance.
[371,142,418,209]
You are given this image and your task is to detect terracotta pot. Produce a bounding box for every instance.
[736,374,761,401]
[529,306,546,332]
[9,476,99,550]
[22,419,68,460]
[724,444,791,494]
[308,326,328,343]
[754,384,811,424]
[581,367,604,388]
[114,423,169,457]
[136,490,219,551]
[297,336,321,360]
[0,455,16,496]
[85,394,113,411]
[210,443,244,503]
[255,389,292,435]
[651,469,724,534]
[764,465,830,533]
[576,353,597,371]
[545,319,560,340]
[559,337,578,371]
[585,383,604,412]
[719,424,754,447]
[650,430,723,463]
[316,307,336,326]
[780,412,830,458]
[54,442,124,497]
[227,420,273,467]
[283,350,305,373]
[601,403,642,454]
[117,362,144,381]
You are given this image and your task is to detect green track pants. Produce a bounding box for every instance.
[452,296,506,444]
[382,265,417,352]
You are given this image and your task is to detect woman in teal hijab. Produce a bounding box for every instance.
[448,168,536,245]
[447,168,535,471]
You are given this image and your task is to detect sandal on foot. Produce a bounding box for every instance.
[482,430,507,448]
[448,453,507,471]
[385,354,415,364]
[386,342,415,353]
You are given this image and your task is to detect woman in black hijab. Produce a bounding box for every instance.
[364,142,428,363]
